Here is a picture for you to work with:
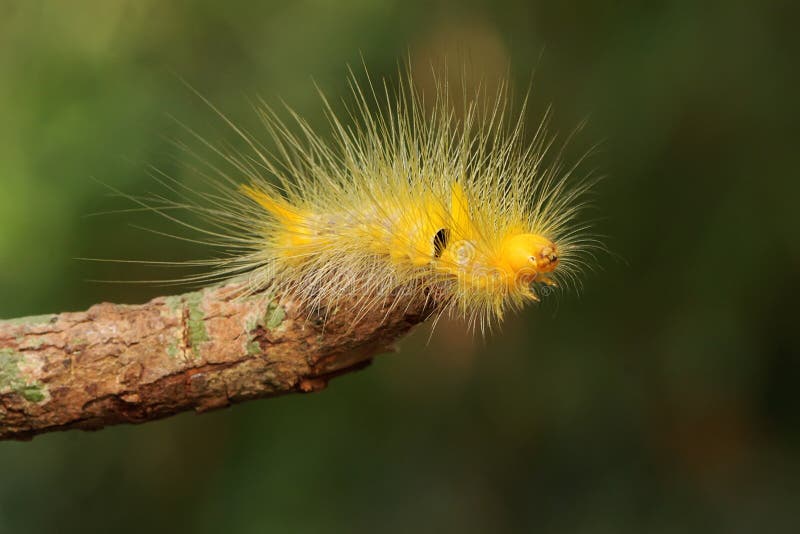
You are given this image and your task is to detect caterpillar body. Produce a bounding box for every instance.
[138,68,600,333]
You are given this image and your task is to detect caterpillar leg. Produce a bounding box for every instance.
[539,276,558,288]
[526,290,542,302]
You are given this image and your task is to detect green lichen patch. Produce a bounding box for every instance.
[0,314,56,328]
[184,291,209,356]
[19,384,46,403]
[244,313,259,333]
[163,295,184,313]
[264,302,286,331]
[242,300,286,356]
[243,300,286,333]
[0,348,48,403]
[246,339,262,356]
[162,291,210,358]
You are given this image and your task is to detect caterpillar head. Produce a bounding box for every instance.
[502,233,559,282]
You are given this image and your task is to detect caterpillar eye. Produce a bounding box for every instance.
[433,228,450,258]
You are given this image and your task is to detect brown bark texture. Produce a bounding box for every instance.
[0,283,427,441]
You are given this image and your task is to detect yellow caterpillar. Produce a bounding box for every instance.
[137,67,601,333]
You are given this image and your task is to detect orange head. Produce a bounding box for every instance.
[501,233,559,283]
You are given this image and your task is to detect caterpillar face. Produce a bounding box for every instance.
[502,233,559,276]
[434,230,559,295]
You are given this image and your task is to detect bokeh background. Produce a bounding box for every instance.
[1,1,798,532]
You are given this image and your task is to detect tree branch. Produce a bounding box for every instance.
[0,283,428,441]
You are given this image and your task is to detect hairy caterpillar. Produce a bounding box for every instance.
[119,66,601,333]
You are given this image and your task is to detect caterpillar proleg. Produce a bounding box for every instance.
[125,66,601,334]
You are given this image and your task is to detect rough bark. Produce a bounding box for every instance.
[0,283,428,441]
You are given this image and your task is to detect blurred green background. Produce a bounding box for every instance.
[1,1,798,532]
